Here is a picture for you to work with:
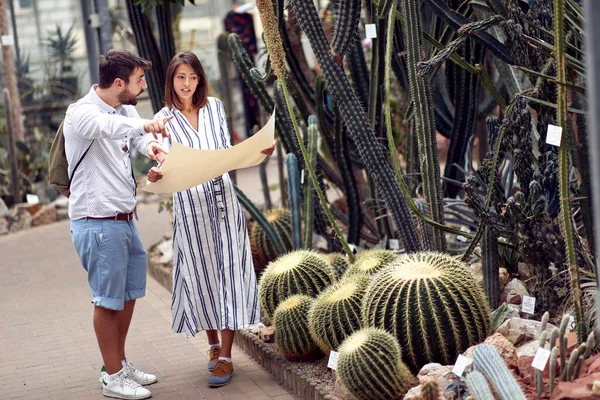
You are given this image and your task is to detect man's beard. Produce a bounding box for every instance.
[118,88,143,106]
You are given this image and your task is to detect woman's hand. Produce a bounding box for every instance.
[261,141,276,156]
[147,142,168,163]
[147,166,163,183]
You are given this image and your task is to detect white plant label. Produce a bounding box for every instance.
[389,239,400,250]
[546,124,562,147]
[568,315,575,330]
[1,35,14,46]
[522,295,536,314]
[327,350,339,370]
[26,194,39,205]
[532,347,551,371]
[452,354,472,377]
[365,24,377,39]
[300,169,305,185]
[457,226,470,243]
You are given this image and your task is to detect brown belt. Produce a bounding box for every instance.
[87,212,134,221]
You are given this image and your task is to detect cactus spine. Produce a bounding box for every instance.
[290,0,421,252]
[482,226,500,309]
[308,274,371,352]
[473,344,527,400]
[362,252,491,371]
[285,153,302,249]
[401,0,445,251]
[258,250,334,320]
[331,0,362,56]
[273,295,321,360]
[303,116,318,248]
[336,328,417,400]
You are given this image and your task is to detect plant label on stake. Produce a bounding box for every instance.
[327,350,339,370]
[365,24,377,39]
[457,226,470,243]
[568,315,575,330]
[452,355,472,377]
[532,347,551,371]
[389,239,400,250]
[546,125,562,147]
[300,169,305,185]
[522,295,536,314]
[1,35,14,46]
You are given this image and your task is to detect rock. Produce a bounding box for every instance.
[496,317,555,346]
[12,202,41,216]
[56,208,69,221]
[258,326,275,342]
[483,333,519,371]
[499,268,510,290]
[0,197,8,218]
[403,385,421,400]
[8,207,32,233]
[469,262,483,287]
[31,182,51,204]
[416,363,460,398]
[586,354,600,375]
[517,262,537,293]
[516,339,541,357]
[517,353,559,387]
[502,278,529,305]
[507,304,521,319]
[32,204,57,227]
[52,195,69,209]
[0,217,8,235]
[156,238,173,255]
[550,371,600,400]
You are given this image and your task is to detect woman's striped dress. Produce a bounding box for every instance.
[155,97,261,338]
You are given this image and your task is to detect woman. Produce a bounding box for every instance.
[147,51,274,387]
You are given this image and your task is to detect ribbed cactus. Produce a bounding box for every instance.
[345,249,399,276]
[258,250,335,320]
[308,274,371,352]
[362,252,491,371]
[336,328,417,400]
[473,344,527,400]
[290,0,421,252]
[331,0,362,56]
[482,226,500,309]
[273,294,322,361]
[420,379,442,400]
[303,116,318,248]
[285,154,302,249]
[324,253,351,280]
[465,370,495,400]
[249,208,294,275]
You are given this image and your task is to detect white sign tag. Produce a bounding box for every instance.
[365,24,377,39]
[1,35,14,46]
[300,169,305,185]
[521,295,536,314]
[327,350,339,370]
[531,347,551,371]
[457,226,470,243]
[546,124,562,147]
[452,354,472,376]
[26,194,39,205]
[389,239,400,250]
[568,315,575,330]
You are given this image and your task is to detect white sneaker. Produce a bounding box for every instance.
[101,369,151,400]
[100,362,157,386]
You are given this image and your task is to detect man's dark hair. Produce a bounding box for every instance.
[98,50,151,89]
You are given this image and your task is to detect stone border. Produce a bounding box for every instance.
[234,330,334,400]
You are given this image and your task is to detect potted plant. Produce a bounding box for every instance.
[45,24,79,99]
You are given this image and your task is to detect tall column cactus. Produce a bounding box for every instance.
[402,0,446,251]
[303,116,318,248]
[285,153,302,249]
[287,0,421,252]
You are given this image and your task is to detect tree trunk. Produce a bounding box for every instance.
[0,0,25,141]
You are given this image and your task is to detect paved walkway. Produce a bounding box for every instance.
[0,199,295,400]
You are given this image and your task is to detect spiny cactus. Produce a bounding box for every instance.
[258,250,334,320]
[419,378,442,400]
[303,116,318,248]
[308,274,371,352]
[324,253,351,280]
[473,344,527,400]
[362,252,491,372]
[482,226,500,309]
[465,370,495,400]
[273,295,322,361]
[331,0,362,56]
[285,154,302,249]
[345,249,399,276]
[249,208,294,275]
[336,328,417,400]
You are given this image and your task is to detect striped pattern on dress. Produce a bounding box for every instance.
[156,97,261,337]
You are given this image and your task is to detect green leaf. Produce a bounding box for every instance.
[491,303,509,331]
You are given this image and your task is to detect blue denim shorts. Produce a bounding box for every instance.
[70,218,147,310]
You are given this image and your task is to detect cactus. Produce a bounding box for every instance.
[290,0,421,252]
[331,0,362,56]
[401,0,446,251]
[336,328,417,400]
[273,295,322,361]
[482,226,500,309]
[303,116,318,248]
[258,250,335,320]
[549,346,558,393]
[248,208,294,275]
[473,344,527,400]
[285,154,302,249]
[414,198,435,251]
[362,252,491,371]
[308,274,371,352]
[345,249,399,277]
[420,379,442,400]
[465,370,495,400]
[324,253,351,280]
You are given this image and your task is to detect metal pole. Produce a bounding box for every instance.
[3,89,20,204]
[94,0,113,54]
[583,0,600,335]
[80,0,100,84]
[7,0,20,67]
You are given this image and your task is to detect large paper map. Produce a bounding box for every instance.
[143,110,275,194]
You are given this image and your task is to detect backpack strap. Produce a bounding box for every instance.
[66,140,94,192]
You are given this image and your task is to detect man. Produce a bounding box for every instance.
[64,49,170,400]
